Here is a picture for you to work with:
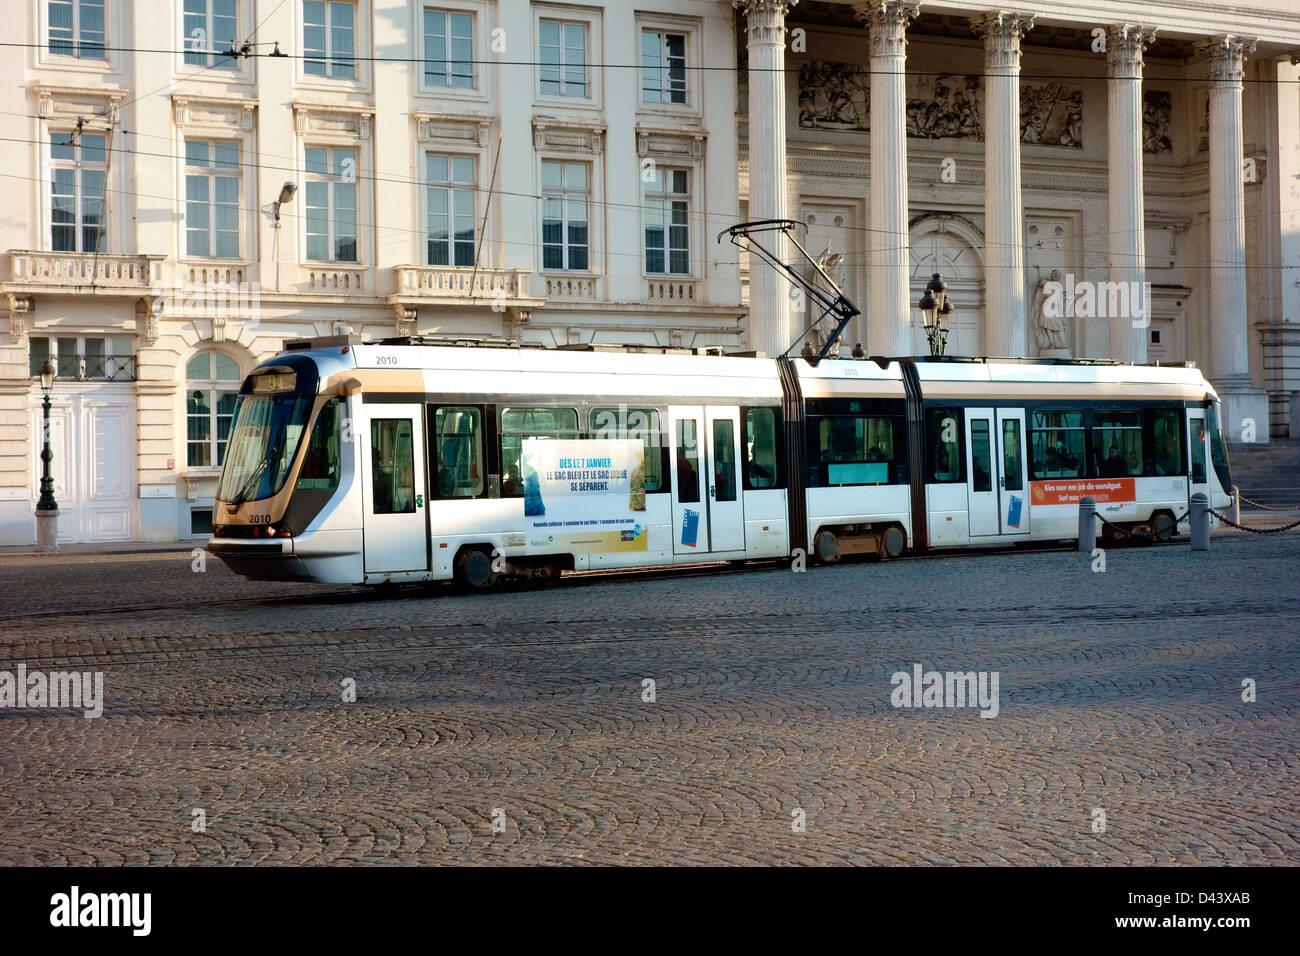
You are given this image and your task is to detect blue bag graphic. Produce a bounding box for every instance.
[1006,495,1022,529]
[681,509,699,547]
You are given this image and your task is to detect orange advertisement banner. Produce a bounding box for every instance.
[1030,478,1136,505]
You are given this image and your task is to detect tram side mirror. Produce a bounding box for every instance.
[340,378,363,396]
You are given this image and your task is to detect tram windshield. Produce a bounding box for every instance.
[216,393,315,504]
[1206,399,1233,491]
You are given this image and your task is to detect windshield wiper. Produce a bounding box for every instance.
[229,421,287,508]
[228,457,269,508]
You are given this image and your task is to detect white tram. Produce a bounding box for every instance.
[207,335,1235,586]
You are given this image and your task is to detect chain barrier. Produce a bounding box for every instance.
[1208,509,1300,535]
[1092,511,1190,541]
[1236,493,1300,513]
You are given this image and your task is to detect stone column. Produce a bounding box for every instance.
[855,2,919,356]
[971,11,1033,357]
[1199,34,1268,441]
[735,0,796,356]
[1106,25,1155,364]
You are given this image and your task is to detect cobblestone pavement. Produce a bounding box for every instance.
[0,530,1296,866]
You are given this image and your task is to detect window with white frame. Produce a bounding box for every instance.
[183,0,239,69]
[303,0,356,79]
[423,8,474,89]
[185,140,241,259]
[304,146,358,262]
[425,154,475,266]
[539,19,587,98]
[50,131,106,253]
[541,160,588,271]
[641,29,686,105]
[29,335,135,381]
[643,167,688,274]
[186,351,241,468]
[48,0,106,59]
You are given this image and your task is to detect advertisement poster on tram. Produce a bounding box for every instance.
[522,438,648,554]
[1030,478,1137,505]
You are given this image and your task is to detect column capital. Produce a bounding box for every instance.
[853,2,921,59]
[969,11,1034,72]
[1197,34,1257,84]
[1106,24,1156,79]
[733,0,797,45]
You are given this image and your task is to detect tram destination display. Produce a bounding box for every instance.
[522,438,648,554]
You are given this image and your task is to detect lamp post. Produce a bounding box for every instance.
[35,359,59,551]
[918,272,955,356]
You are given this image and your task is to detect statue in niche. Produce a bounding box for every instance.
[1143,90,1172,153]
[1031,268,1069,353]
[813,238,846,292]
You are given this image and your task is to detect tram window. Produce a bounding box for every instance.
[812,415,899,485]
[743,407,781,489]
[590,407,664,492]
[371,419,415,514]
[1190,418,1207,484]
[926,407,964,483]
[970,420,992,492]
[501,407,578,497]
[433,406,484,498]
[1092,410,1143,478]
[676,419,700,503]
[1030,409,1086,479]
[295,398,341,492]
[1206,403,1233,490]
[713,418,737,502]
[1147,409,1184,476]
[1002,419,1023,491]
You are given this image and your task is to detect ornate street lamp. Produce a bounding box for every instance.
[37,360,57,512]
[918,272,955,356]
[35,359,59,551]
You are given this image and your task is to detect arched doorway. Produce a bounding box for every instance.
[909,214,985,357]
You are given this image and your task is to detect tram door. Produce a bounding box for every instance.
[965,411,1000,536]
[705,406,745,552]
[360,403,428,574]
[1188,409,1210,502]
[669,406,745,555]
[966,409,1029,537]
[996,408,1029,536]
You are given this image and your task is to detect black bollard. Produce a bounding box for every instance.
[1078,496,1096,553]
[1190,492,1210,551]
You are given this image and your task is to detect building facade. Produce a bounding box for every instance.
[4,0,1300,546]
[1,0,744,545]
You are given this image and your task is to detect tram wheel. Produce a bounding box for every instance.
[1152,512,1175,542]
[814,530,840,563]
[454,548,499,589]
[880,526,907,559]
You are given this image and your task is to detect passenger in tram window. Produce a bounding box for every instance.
[676,452,697,500]
[1154,435,1179,475]
[935,445,957,482]
[437,462,455,497]
[502,465,521,497]
[1102,445,1127,478]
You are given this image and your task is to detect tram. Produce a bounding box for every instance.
[207,336,1235,586]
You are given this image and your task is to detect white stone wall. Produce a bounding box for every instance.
[0,0,744,545]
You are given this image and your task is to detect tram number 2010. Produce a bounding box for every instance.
[375,355,399,365]
[248,514,272,524]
